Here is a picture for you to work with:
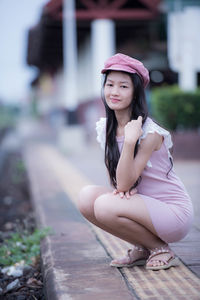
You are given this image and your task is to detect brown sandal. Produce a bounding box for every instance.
[110,245,149,268]
[146,244,180,271]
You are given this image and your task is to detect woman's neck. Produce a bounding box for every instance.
[115,110,131,137]
[115,110,130,127]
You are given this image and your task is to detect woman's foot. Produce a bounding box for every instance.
[110,245,150,268]
[146,244,180,271]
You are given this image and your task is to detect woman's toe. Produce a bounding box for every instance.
[148,259,163,267]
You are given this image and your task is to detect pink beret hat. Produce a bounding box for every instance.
[101,53,150,88]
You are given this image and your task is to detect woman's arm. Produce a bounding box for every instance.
[116,118,162,192]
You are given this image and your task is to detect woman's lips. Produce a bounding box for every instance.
[110,98,120,103]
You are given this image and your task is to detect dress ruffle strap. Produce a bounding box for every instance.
[139,118,173,167]
[96,117,106,150]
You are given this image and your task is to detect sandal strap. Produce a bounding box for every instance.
[147,245,174,264]
[126,245,147,262]
[134,245,146,252]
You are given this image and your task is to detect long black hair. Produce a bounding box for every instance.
[102,71,148,188]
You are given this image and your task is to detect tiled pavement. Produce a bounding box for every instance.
[20,121,200,300]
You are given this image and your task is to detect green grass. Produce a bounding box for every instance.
[0,227,52,267]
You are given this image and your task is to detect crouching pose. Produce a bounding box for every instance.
[78,53,194,270]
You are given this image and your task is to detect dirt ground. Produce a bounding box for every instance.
[0,151,45,299]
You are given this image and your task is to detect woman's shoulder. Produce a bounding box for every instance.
[96,117,106,149]
[140,117,173,150]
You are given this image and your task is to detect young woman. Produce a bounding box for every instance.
[78,53,194,270]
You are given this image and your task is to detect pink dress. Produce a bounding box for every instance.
[96,117,194,243]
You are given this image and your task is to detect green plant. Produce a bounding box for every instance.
[0,105,19,130]
[11,158,26,184]
[0,227,52,267]
[151,85,200,130]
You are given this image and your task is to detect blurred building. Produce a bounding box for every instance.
[26,0,173,124]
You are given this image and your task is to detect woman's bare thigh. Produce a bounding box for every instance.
[95,192,158,236]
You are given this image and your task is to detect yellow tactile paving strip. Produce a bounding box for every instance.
[27,144,200,300]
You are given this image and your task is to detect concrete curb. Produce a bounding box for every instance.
[23,143,135,300]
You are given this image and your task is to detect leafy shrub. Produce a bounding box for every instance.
[0,227,52,266]
[151,85,200,130]
[0,104,19,130]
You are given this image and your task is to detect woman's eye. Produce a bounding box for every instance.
[121,85,128,88]
[106,83,113,87]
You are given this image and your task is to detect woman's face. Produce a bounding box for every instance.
[104,71,134,112]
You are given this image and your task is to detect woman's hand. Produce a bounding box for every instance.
[124,116,143,145]
[113,188,137,199]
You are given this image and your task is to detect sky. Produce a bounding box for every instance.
[0,0,49,104]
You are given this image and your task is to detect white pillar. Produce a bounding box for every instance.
[63,0,78,110]
[179,7,200,91]
[179,43,197,91]
[59,0,85,154]
[168,7,200,91]
[91,19,116,97]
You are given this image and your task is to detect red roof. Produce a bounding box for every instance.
[45,0,161,20]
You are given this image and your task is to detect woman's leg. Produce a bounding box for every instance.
[94,192,174,267]
[93,192,163,248]
[78,185,148,263]
[78,185,146,239]
[78,186,173,267]
[78,185,112,226]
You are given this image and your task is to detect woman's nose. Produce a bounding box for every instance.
[111,85,119,95]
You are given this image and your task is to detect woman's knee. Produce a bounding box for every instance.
[94,193,115,224]
[78,185,96,216]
